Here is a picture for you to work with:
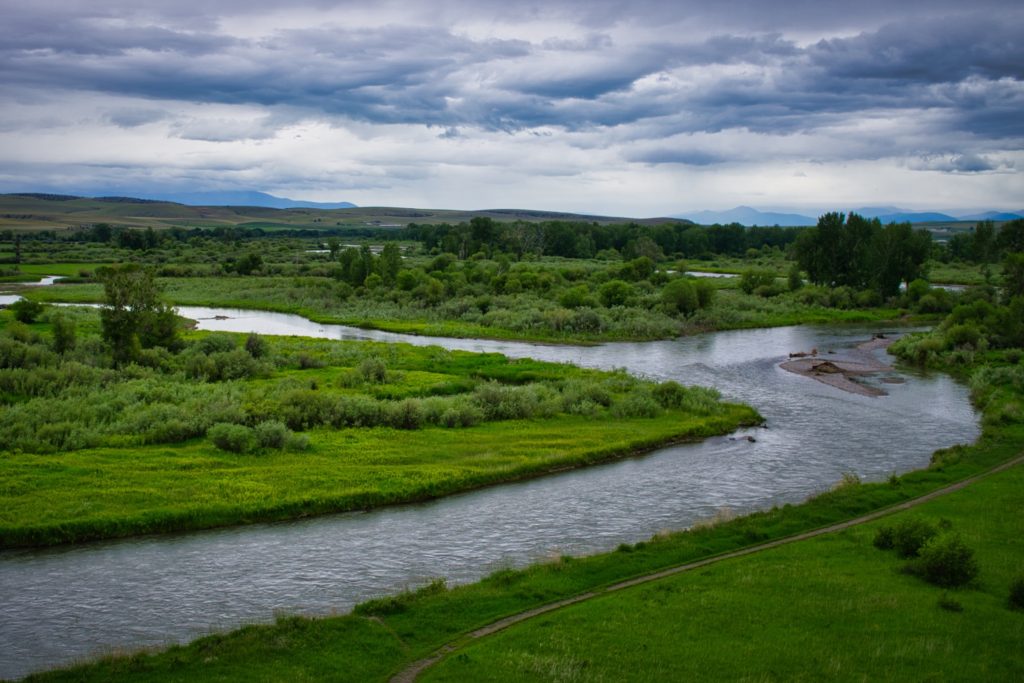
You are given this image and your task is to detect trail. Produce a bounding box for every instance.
[390,453,1024,682]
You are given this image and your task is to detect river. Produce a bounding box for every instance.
[0,308,979,680]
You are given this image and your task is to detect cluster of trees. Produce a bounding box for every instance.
[944,219,1024,264]
[407,218,802,260]
[793,212,932,297]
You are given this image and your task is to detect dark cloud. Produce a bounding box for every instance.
[1,0,1021,175]
[628,149,726,166]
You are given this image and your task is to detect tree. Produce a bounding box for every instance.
[97,265,179,365]
[378,242,402,285]
[52,312,76,354]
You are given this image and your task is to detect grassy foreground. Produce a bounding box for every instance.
[25,413,1023,681]
[426,453,1024,682]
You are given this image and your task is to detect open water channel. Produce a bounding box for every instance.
[0,306,979,679]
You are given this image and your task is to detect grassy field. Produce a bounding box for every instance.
[425,456,1024,682]
[0,409,755,548]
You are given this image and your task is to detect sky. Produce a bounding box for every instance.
[0,0,1021,216]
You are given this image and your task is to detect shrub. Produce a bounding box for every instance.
[873,525,896,550]
[9,299,44,324]
[51,313,76,354]
[892,518,939,558]
[661,279,698,315]
[599,279,634,307]
[254,420,289,449]
[245,332,268,358]
[1009,576,1024,610]
[196,333,236,354]
[208,423,256,453]
[739,269,776,295]
[611,391,662,418]
[911,534,979,588]
[359,357,388,383]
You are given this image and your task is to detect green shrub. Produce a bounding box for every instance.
[892,518,939,558]
[873,525,896,550]
[911,534,979,588]
[254,420,289,449]
[245,332,268,358]
[611,391,662,418]
[739,269,776,295]
[51,313,76,354]
[9,299,44,324]
[599,279,635,307]
[661,279,698,315]
[208,423,256,453]
[359,357,388,383]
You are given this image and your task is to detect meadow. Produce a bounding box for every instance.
[0,305,758,547]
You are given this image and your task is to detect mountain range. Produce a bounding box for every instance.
[133,191,357,210]
[673,206,1023,227]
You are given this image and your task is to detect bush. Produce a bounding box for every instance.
[891,518,939,558]
[660,279,698,315]
[208,423,256,453]
[611,391,662,418]
[739,269,776,295]
[873,525,896,550]
[9,299,44,323]
[359,357,388,383]
[599,279,635,307]
[254,420,289,449]
[911,534,979,588]
[245,332,268,358]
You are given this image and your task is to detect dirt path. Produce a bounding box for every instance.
[390,452,1024,683]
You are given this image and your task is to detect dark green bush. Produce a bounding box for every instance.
[207,423,256,454]
[892,518,939,558]
[739,269,776,295]
[10,299,44,324]
[254,420,289,449]
[873,525,896,550]
[911,534,979,588]
[245,332,268,358]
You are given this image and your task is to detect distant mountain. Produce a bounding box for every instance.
[955,211,1023,221]
[673,206,816,227]
[135,191,356,210]
[852,208,958,223]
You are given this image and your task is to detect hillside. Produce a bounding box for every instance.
[0,194,689,231]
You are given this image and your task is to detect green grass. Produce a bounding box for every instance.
[425,456,1024,682]
[0,408,755,548]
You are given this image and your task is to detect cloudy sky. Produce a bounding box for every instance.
[1,0,1021,216]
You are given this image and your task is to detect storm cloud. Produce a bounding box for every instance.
[0,0,1021,213]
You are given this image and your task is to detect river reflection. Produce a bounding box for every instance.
[0,310,979,679]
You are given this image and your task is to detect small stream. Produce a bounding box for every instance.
[0,306,979,680]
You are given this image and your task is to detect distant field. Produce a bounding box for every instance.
[0,194,688,231]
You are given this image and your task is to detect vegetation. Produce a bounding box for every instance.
[3,210,1022,680]
[422,462,1024,683]
[0,305,758,547]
